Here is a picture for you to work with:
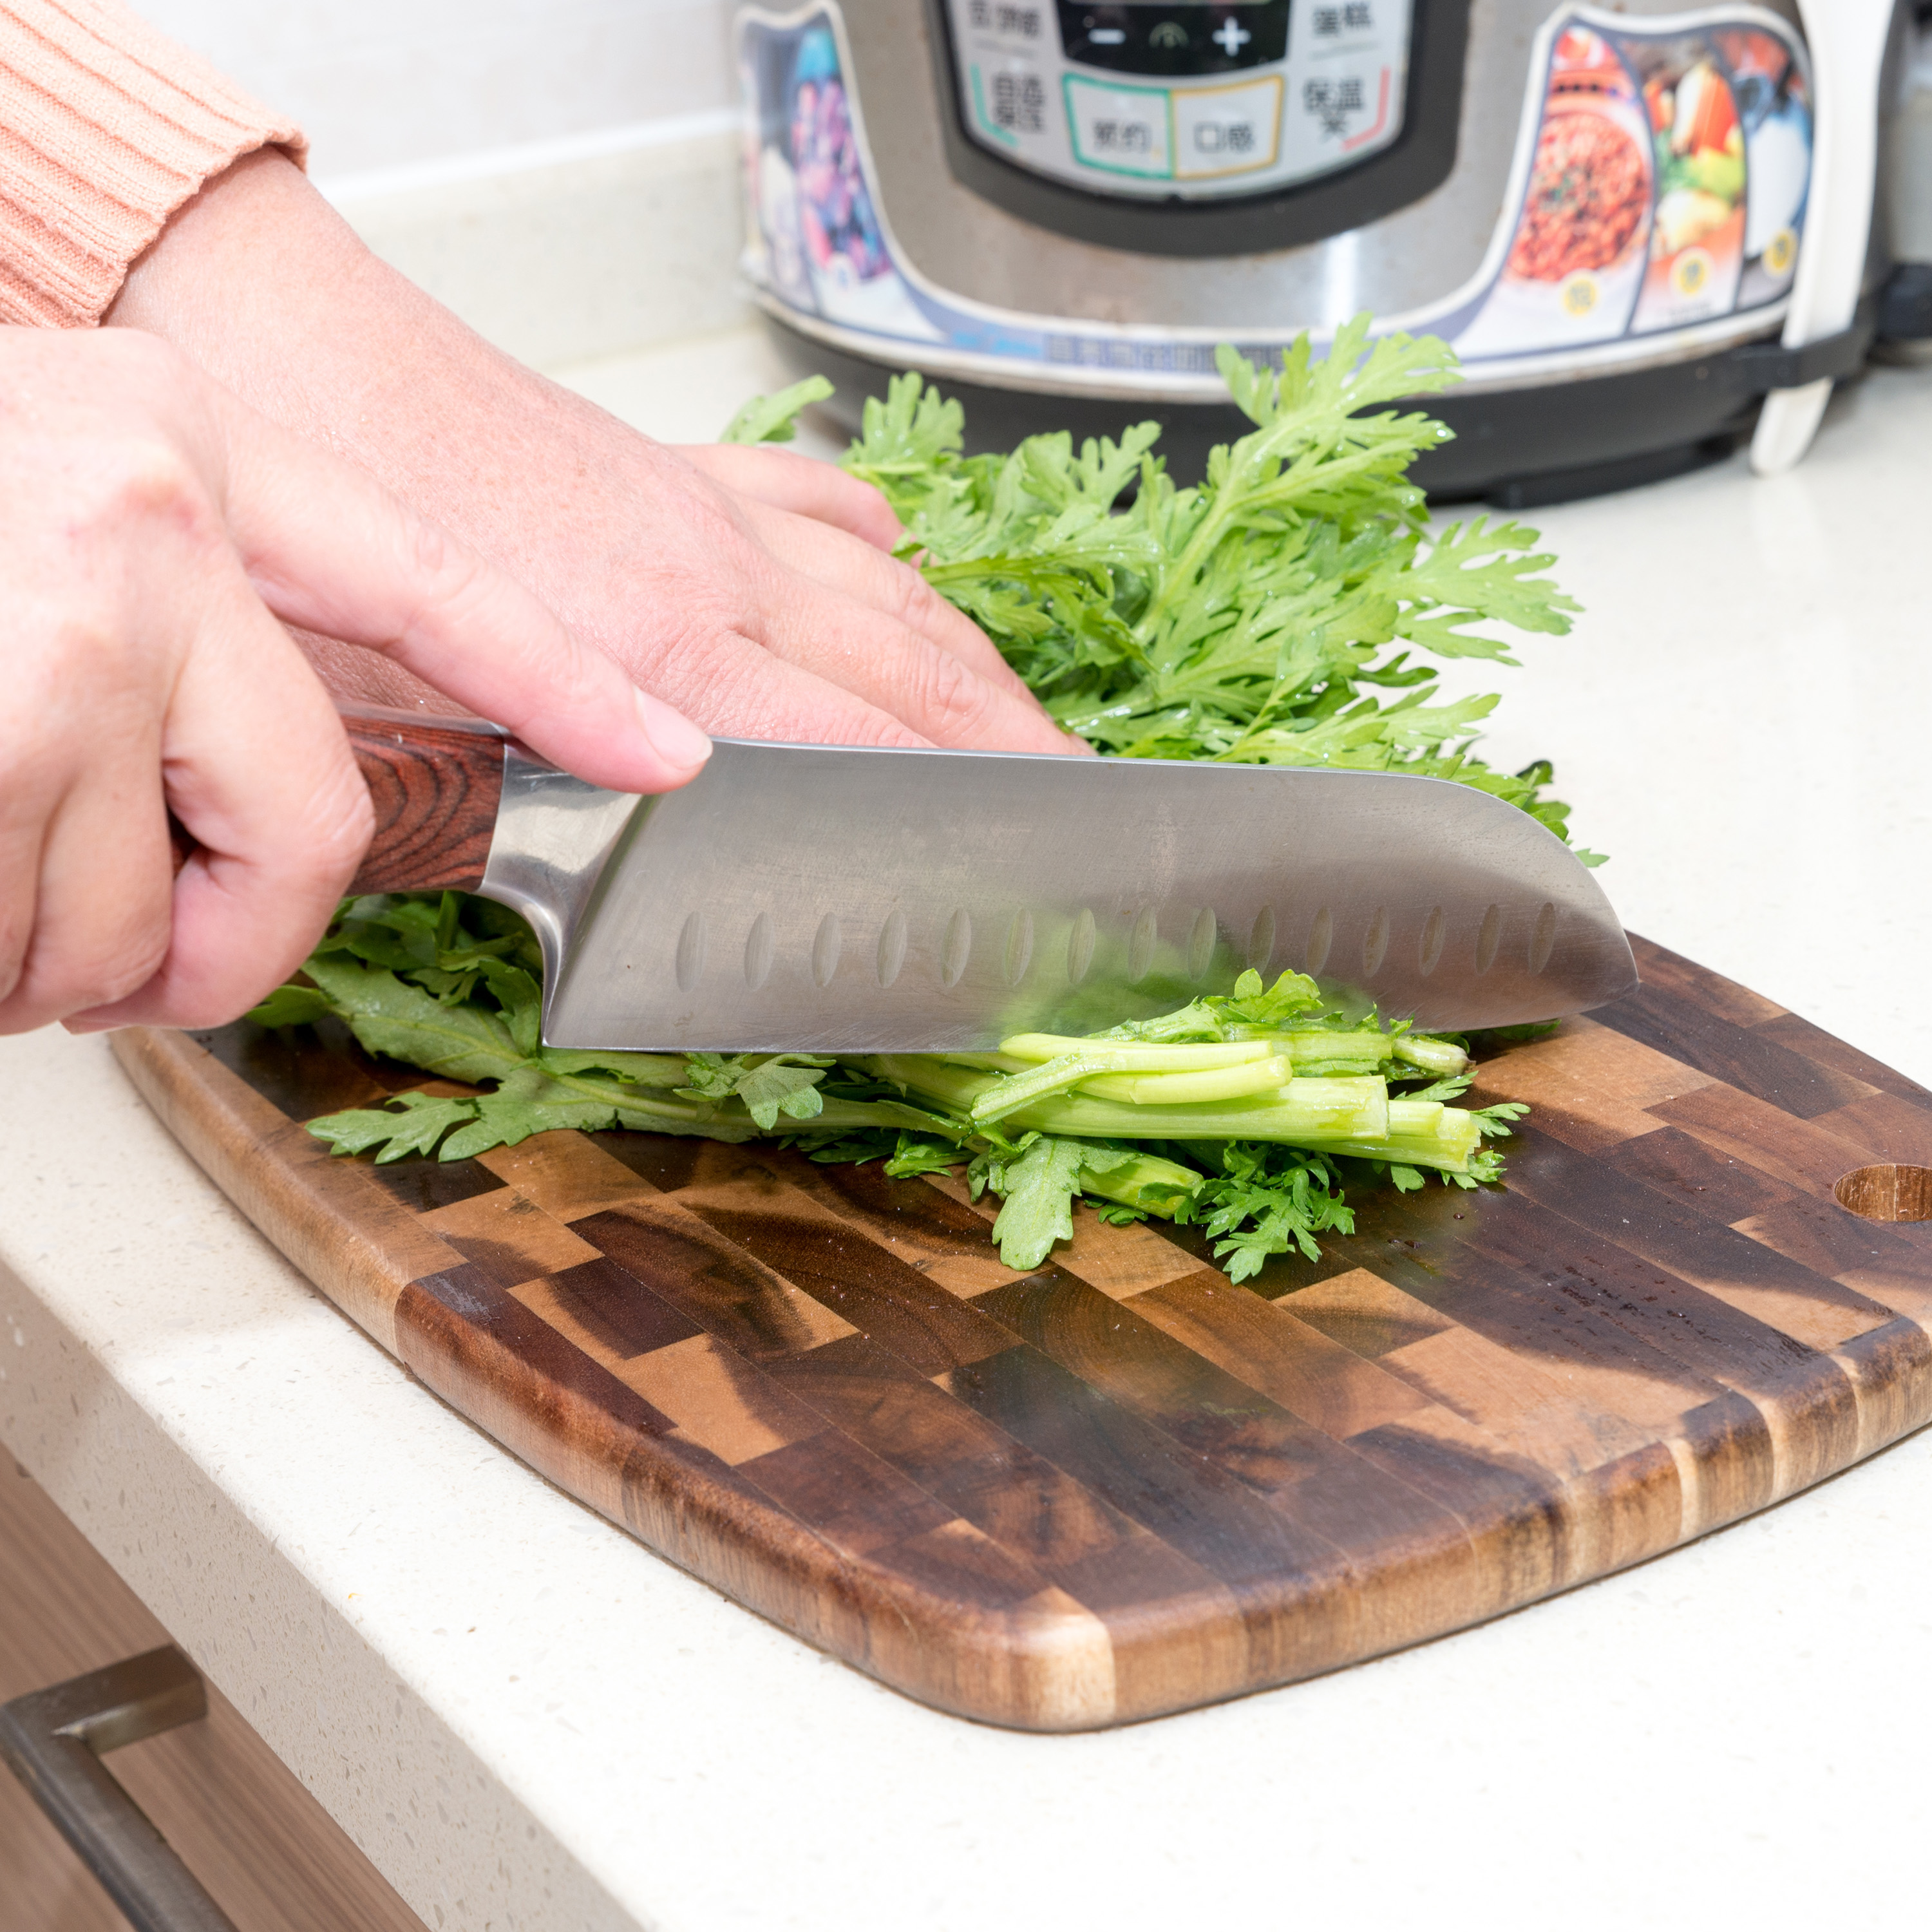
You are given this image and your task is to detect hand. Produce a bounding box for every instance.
[654,437,1089,753]
[0,326,710,1037]
[105,151,1085,757]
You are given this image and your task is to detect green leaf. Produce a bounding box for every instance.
[734,1058,831,1130]
[440,1067,634,1159]
[882,1134,964,1179]
[247,985,333,1029]
[720,376,834,446]
[302,956,526,1086]
[986,1135,1091,1269]
[306,1092,482,1162]
[840,317,1598,867]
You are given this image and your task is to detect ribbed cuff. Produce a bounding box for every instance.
[0,0,305,327]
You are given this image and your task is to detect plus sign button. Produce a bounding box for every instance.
[1211,18,1251,55]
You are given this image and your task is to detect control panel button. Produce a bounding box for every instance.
[943,0,1414,201]
[1063,75,1173,176]
[1056,2,1288,77]
[1172,74,1282,177]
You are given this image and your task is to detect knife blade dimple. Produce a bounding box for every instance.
[475,739,1637,1053]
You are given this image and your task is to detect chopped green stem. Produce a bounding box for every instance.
[1390,1034,1471,1075]
[1077,1057,1293,1104]
[967,1048,1147,1125]
[1003,1076,1390,1144]
[1074,1150,1202,1216]
[998,1035,1274,1068]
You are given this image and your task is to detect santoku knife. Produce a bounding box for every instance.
[320,706,1636,1052]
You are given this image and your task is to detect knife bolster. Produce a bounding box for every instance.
[343,712,507,895]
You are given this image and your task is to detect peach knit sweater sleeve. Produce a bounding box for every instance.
[0,0,304,328]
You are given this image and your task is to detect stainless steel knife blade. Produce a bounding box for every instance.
[475,737,1636,1052]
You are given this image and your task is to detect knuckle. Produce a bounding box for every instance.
[62,911,172,1013]
[399,515,486,630]
[404,509,457,585]
[71,433,213,545]
[886,558,949,632]
[907,643,998,740]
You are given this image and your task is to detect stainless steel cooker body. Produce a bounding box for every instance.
[793,0,1810,386]
[849,0,1795,332]
[739,0,1911,491]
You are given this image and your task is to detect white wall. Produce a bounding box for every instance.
[135,0,735,178]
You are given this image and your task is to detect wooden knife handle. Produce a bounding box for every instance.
[167,708,507,896]
[341,710,506,893]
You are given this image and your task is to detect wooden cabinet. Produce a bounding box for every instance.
[0,1458,428,1932]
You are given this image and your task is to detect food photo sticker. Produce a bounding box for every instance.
[737,6,942,341]
[1721,24,1811,308]
[1629,35,1747,332]
[1455,5,1810,363]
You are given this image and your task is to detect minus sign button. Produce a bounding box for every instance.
[1088,26,1126,41]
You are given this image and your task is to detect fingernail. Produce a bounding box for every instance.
[636,690,712,773]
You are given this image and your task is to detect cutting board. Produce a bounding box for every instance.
[110,936,1932,1731]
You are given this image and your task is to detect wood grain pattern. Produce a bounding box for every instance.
[340,712,505,894]
[108,937,1932,1730]
[0,1463,430,1932]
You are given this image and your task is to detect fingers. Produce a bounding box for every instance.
[733,497,1037,698]
[677,446,1090,757]
[66,606,374,1032]
[0,675,173,1033]
[675,442,902,551]
[626,620,933,750]
[211,390,712,795]
[757,584,1079,756]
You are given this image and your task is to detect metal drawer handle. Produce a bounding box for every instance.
[0,1645,240,1932]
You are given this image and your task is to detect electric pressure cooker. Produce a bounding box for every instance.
[735,0,1929,500]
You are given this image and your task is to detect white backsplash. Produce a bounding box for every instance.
[135,0,735,176]
[131,0,752,368]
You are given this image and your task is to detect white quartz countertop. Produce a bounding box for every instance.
[6,334,1932,1932]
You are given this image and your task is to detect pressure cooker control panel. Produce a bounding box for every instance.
[942,0,1414,200]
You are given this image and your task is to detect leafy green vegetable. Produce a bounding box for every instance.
[265,898,1506,1282]
[827,316,1594,858]
[266,323,1574,1281]
[720,375,835,447]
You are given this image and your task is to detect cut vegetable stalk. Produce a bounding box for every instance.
[1000,1076,1392,1144]
[998,1036,1277,1069]
[1076,1057,1294,1104]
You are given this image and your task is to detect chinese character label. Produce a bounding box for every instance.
[1193,120,1257,153]
[991,70,1046,131]
[1303,75,1365,137]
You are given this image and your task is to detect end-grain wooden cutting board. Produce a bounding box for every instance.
[111,937,1932,1731]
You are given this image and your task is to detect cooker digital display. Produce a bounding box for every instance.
[943,0,1415,200]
